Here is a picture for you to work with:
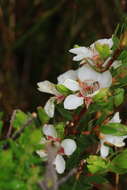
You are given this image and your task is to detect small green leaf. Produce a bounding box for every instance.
[55,122,65,138]
[13,110,28,129]
[74,44,80,48]
[29,129,42,144]
[56,104,72,120]
[86,155,109,174]
[101,123,127,136]
[93,88,109,102]
[56,84,72,96]
[114,88,124,106]
[95,43,111,59]
[110,150,127,174]
[112,35,120,50]
[37,106,50,124]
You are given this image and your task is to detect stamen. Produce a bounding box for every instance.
[80,80,100,97]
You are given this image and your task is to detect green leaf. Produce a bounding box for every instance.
[0,150,13,167]
[95,43,111,59]
[0,121,3,136]
[110,150,127,174]
[113,88,124,106]
[55,122,65,138]
[56,104,72,120]
[29,129,42,144]
[84,175,108,184]
[9,180,26,190]
[86,155,109,174]
[13,110,28,129]
[101,123,127,136]
[93,88,109,102]
[112,35,120,50]
[56,84,72,96]
[37,106,50,124]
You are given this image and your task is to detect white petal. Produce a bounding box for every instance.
[43,124,57,138]
[100,141,109,158]
[36,150,47,160]
[104,134,126,147]
[63,79,80,91]
[98,70,112,88]
[53,155,65,174]
[91,38,113,49]
[37,81,59,95]
[57,70,78,84]
[69,47,93,61]
[97,38,113,48]
[78,65,100,82]
[109,112,121,123]
[61,139,77,156]
[64,95,84,110]
[44,97,55,118]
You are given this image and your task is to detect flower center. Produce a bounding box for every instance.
[79,80,100,97]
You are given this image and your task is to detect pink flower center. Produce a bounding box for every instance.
[47,136,61,142]
[58,147,65,155]
[79,80,100,97]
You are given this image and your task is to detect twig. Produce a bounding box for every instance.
[58,168,77,186]
[38,143,58,190]
[6,109,17,138]
[3,113,36,149]
[100,48,123,72]
[12,115,36,140]
[65,106,86,135]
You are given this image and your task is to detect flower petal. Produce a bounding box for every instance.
[44,97,55,118]
[57,70,77,84]
[91,38,113,49]
[63,79,80,91]
[61,139,77,156]
[104,134,126,147]
[98,70,112,88]
[69,47,93,61]
[37,81,59,95]
[78,65,100,82]
[43,124,57,138]
[53,155,65,174]
[109,112,121,123]
[64,94,84,110]
[100,141,109,158]
[36,150,47,160]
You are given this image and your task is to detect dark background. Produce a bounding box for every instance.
[0,0,126,116]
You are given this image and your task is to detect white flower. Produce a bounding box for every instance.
[37,81,64,117]
[100,112,127,158]
[38,42,112,112]
[69,38,113,62]
[37,124,77,174]
[58,64,112,110]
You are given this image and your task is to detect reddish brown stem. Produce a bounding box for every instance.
[100,48,123,72]
[65,106,87,136]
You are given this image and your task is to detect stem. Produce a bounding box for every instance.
[6,110,17,138]
[100,48,123,72]
[65,106,86,135]
[115,174,119,190]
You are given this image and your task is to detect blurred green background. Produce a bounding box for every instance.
[0,0,126,116]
